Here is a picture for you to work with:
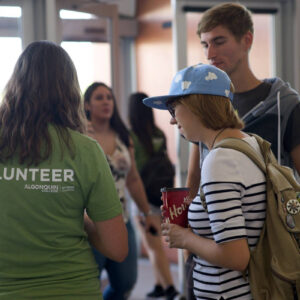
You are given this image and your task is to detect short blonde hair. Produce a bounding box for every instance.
[178,92,244,130]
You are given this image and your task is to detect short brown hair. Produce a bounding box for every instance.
[178,88,244,130]
[197,2,253,41]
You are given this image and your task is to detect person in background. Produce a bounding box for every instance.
[0,40,128,300]
[144,63,267,300]
[128,92,180,300]
[84,83,158,300]
[188,1,300,199]
[184,3,300,298]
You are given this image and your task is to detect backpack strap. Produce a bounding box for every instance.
[200,134,267,214]
[214,133,300,192]
[213,133,267,175]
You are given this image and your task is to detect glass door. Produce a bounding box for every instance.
[58,1,121,102]
[59,9,112,93]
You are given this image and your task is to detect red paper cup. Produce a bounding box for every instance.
[161,187,189,228]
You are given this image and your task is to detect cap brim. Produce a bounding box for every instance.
[143,95,177,110]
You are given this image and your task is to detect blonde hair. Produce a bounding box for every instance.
[178,91,244,130]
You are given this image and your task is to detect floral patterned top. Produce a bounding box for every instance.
[106,136,131,222]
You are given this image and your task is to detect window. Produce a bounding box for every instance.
[0,6,22,98]
[61,41,111,93]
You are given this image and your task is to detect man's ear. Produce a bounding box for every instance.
[243,31,253,51]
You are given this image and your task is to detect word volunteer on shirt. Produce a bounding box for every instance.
[0,167,75,193]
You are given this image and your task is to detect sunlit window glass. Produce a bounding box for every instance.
[0,38,22,99]
[0,6,21,18]
[61,41,111,93]
[0,5,22,100]
[59,9,94,19]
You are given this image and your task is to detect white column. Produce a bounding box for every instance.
[21,0,61,48]
[46,0,62,44]
[21,0,35,48]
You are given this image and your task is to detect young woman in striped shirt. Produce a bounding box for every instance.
[143,63,266,300]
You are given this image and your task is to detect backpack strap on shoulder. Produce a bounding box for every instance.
[213,134,267,175]
[214,133,300,192]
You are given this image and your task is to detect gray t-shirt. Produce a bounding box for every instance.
[233,82,272,117]
[233,82,300,152]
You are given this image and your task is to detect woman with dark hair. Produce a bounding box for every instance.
[84,83,157,300]
[128,92,179,300]
[0,41,128,300]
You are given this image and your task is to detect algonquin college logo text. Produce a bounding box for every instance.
[0,167,75,193]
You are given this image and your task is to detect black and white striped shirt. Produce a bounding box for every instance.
[188,136,266,300]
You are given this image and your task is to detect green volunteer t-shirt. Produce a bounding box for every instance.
[0,125,122,300]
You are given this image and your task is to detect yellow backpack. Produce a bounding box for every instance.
[214,133,300,300]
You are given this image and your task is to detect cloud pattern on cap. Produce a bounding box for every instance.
[182,81,191,90]
[205,72,218,81]
[143,63,233,110]
[177,67,229,97]
[179,69,222,92]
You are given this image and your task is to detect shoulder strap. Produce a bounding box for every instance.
[213,133,267,174]
[214,134,300,192]
[200,134,267,215]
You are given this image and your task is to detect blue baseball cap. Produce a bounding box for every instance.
[143,63,233,110]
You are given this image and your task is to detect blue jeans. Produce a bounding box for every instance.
[92,221,137,300]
